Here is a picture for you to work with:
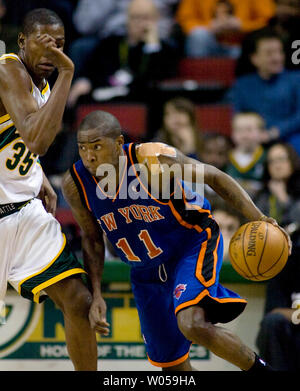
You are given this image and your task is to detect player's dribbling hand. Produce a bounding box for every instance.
[89,295,110,336]
[259,215,292,256]
[36,34,74,73]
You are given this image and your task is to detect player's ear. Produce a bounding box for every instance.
[116,135,124,147]
[18,32,26,50]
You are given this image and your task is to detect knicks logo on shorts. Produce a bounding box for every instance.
[173,284,187,300]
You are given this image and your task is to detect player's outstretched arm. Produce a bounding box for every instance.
[0,39,74,155]
[203,163,263,220]
[203,163,292,254]
[62,170,110,335]
[140,143,292,254]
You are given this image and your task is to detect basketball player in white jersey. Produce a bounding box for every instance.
[0,8,109,370]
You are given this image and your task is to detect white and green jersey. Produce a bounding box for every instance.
[0,53,50,203]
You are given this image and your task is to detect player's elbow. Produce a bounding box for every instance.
[21,117,59,155]
[25,128,56,155]
[26,140,49,156]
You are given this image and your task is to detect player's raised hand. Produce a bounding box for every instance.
[89,295,110,336]
[36,33,74,73]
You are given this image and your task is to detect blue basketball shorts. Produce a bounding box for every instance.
[130,229,247,368]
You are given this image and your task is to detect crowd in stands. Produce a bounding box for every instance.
[1,0,300,370]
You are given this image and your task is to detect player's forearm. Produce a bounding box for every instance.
[22,69,73,155]
[82,234,105,299]
[204,165,264,221]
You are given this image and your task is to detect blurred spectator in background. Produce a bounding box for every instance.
[226,112,266,198]
[230,29,300,155]
[0,0,14,53]
[200,132,233,209]
[176,0,275,58]
[67,0,179,108]
[254,142,300,229]
[152,96,202,158]
[70,0,132,79]
[70,0,181,79]
[236,0,300,75]
[1,0,77,58]
[254,144,300,371]
[255,246,300,371]
[213,203,243,261]
[200,132,232,171]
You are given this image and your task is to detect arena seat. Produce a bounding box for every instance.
[178,57,236,87]
[196,104,233,136]
[75,103,148,139]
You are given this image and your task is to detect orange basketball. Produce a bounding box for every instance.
[229,221,289,281]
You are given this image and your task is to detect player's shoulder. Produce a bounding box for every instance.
[135,142,181,175]
[136,142,177,160]
[0,53,31,89]
[0,53,23,71]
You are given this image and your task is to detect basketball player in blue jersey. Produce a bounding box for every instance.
[0,9,99,370]
[62,110,292,372]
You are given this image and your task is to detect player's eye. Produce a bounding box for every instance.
[95,145,102,150]
[56,42,64,49]
[79,145,86,151]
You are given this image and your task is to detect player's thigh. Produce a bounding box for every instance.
[8,199,86,304]
[172,232,246,325]
[0,212,18,301]
[130,267,191,367]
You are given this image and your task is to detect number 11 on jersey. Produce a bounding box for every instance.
[116,229,163,262]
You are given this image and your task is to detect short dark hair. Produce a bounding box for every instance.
[21,8,64,36]
[249,28,283,55]
[78,110,122,139]
[263,142,300,186]
[164,96,197,128]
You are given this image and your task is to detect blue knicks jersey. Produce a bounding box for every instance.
[70,143,219,269]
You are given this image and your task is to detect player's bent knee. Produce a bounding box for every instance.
[46,276,92,319]
[65,287,92,320]
[177,306,214,345]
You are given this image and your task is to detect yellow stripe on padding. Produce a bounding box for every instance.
[0,54,21,64]
[32,268,87,303]
[41,82,49,95]
[0,53,20,59]
[18,234,67,294]
[0,113,11,124]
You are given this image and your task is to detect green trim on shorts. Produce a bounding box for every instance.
[19,242,87,303]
